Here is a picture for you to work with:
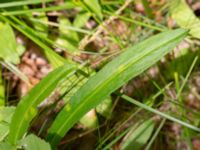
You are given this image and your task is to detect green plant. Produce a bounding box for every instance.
[0,0,199,149]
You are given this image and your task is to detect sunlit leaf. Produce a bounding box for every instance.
[8,65,76,144]
[73,12,91,28]
[170,0,200,39]
[83,0,103,20]
[0,107,15,141]
[0,22,19,64]
[0,142,15,150]
[0,107,15,123]
[19,134,51,150]
[47,29,187,147]
[55,16,79,53]
[96,97,112,119]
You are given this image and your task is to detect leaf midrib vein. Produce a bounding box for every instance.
[11,67,72,143]
[50,31,185,143]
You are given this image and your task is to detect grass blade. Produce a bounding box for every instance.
[145,119,166,150]
[47,28,187,147]
[121,118,155,150]
[1,61,30,86]
[0,15,70,68]
[82,0,103,20]
[1,2,75,16]
[0,0,53,8]
[8,65,76,144]
[176,56,198,98]
[121,94,200,132]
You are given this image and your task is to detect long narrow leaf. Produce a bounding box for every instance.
[0,0,53,8]
[121,119,155,150]
[8,65,76,144]
[0,15,72,68]
[121,94,200,132]
[47,29,187,147]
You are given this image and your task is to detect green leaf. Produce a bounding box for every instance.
[0,22,20,64]
[82,0,103,20]
[47,28,187,147]
[19,134,51,150]
[96,97,112,119]
[32,12,48,38]
[0,142,15,150]
[0,107,15,141]
[8,65,76,144]
[0,67,5,106]
[121,94,200,132]
[0,107,15,123]
[0,124,9,142]
[121,119,155,150]
[0,15,70,68]
[73,12,91,28]
[170,0,200,39]
[16,43,26,56]
[162,49,199,80]
[55,16,79,53]
[1,61,30,85]
[0,0,53,9]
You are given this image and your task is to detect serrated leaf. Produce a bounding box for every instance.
[8,65,76,144]
[19,134,51,150]
[0,22,20,64]
[170,0,200,39]
[47,29,187,147]
[121,119,155,150]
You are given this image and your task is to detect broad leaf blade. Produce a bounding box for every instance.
[0,22,19,64]
[0,142,15,150]
[8,65,76,144]
[0,15,70,68]
[73,12,91,28]
[47,29,187,147]
[19,134,51,150]
[0,106,15,123]
[170,0,200,39]
[0,107,15,141]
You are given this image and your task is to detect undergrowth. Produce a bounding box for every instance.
[0,0,200,150]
